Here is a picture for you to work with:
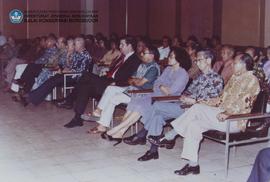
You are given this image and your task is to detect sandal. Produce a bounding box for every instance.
[87,126,106,134]
[81,110,101,121]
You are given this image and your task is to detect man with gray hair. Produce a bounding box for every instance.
[21,37,91,106]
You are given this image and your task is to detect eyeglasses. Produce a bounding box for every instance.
[195,58,204,63]
[142,51,153,55]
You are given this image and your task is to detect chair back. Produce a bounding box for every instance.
[247,90,269,129]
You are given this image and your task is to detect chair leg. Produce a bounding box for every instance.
[225,143,230,178]
[110,119,114,128]
[130,123,134,135]
[232,145,237,157]
[91,98,96,112]
[135,122,138,134]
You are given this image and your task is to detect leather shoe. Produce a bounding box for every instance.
[148,136,175,149]
[174,164,200,175]
[56,100,73,109]
[123,134,146,145]
[101,132,122,146]
[137,150,159,161]
[64,118,83,128]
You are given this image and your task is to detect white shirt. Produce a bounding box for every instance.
[0,35,7,46]
[112,51,134,78]
[158,46,170,60]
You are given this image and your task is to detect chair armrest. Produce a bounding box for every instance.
[226,113,270,122]
[63,72,82,77]
[151,95,181,104]
[127,89,153,94]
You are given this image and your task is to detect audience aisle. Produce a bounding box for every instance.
[0,91,266,182]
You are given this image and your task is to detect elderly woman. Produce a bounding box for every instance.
[101,47,191,145]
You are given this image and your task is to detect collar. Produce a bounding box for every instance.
[124,51,134,61]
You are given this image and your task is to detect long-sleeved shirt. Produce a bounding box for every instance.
[219,71,260,130]
[220,71,260,115]
[153,66,189,96]
[35,47,58,64]
[70,49,91,73]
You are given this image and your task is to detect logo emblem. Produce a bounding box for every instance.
[9,9,23,24]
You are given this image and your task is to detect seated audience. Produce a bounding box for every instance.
[21,37,91,106]
[136,38,147,61]
[82,44,160,133]
[62,35,141,128]
[125,49,224,161]
[101,47,191,145]
[158,36,171,61]
[95,39,121,77]
[171,36,183,48]
[34,38,75,88]
[10,37,47,96]
[185,35,199,47]
[152,53,260,176]
[92,37,109,75]
[245,46,258,62]
[4,44,30,92]
[15,35,58,97]
[186,42,201,80]
[213,45,235,84]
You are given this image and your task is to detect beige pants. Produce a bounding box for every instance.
[171,104,240,163]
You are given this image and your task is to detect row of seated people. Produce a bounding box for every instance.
[58,39,269,176]
[2,33,270,177]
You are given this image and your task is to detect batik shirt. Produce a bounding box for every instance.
[220,71,260,115]
[35,52,76,87]
[70,49,91,73]
[35,47,58,64]
[186,70,223,100]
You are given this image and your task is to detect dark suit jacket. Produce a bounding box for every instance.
[113,53,141,86]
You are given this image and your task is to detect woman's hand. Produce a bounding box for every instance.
[159,85,170,96]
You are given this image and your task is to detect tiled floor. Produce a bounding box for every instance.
[0,91,268,182]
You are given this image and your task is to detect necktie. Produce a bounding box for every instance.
[107,54,125,78]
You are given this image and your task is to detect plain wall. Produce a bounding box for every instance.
[221,0,262,46]
[264,0,270,47]
[181,0,214,41]
[148,0,176,39]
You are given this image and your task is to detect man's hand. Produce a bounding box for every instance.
[203,97,221,106]
[216,112,229,122]
[179,96,196,105]
[62,68,71,73]
[128,78,135,85]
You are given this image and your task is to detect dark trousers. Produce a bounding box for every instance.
[247,148,270,182]
[21,63,43,93]
[74,72,112,115]
[28,74,77,105]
